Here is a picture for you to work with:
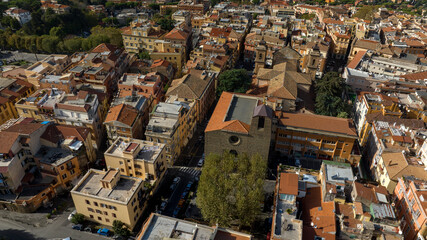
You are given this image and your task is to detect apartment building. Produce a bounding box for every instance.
[16,89,104,148]
[150,40,186,77]
[0,78,35,125]
[34,146,80,192]
[121,21,166,53]
[320,161,354,203]
[275,112,359,165]
[104,99,149,145]
[145,101,192,164]
[118,73,165,106]
[104,138,167,190]
[24,55,70,87]
[395,177,427,240]
[166,70,216,125]
[205,92,273,161]
[138,213,252,239]
[71,168,147,230]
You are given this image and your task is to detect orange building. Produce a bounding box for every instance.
[395,177,427,240]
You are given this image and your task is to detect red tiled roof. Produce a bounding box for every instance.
[347,50,366,69]
[401,71,427,81]
[277,112,357,137]
[105,104,138,127]
[205,92,253,134]
[279,173,298,196]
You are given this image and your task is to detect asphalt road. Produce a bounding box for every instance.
[0,208,110,240]
[1,51,50,63]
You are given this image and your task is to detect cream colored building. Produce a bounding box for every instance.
[71,168,147,230]
[121,21,166,53]
[104,138,167,190]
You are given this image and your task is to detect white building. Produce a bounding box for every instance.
[4,7,32,25]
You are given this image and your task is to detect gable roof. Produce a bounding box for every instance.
[347,50,366,69]
[0,132,20,154]
[205,92,261,134]
[166,70,213,99]
[105,104,138,127]
[278,112,358,138]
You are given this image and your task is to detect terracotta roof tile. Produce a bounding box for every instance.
[279,173,298,196]
[105,104,138,127]
[277,112,357,137]
[0,132,20,154]
[347,50,366,69]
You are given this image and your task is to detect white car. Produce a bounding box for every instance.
[68,210,77,221]
[197,159,204,167]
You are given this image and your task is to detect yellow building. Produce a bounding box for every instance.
[150,40,186,77]
[121,22,166,53]
[71,168,147,230]
[104,137,167,191]
[275,112,359,165]
[35,147,81,192]
[0,78,35,125]
[354,92,404,146]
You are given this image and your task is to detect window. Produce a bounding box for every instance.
[96,209,102,214]
[62,174,67,179]
[94,202,98,207]
[230,150,238,156]
[85,200,90,205]
[258,116,265,129]
[105,218,110,223]
[100,203,106,208]
[112,213,116,218]
[98,216,102,220]
[104,211,108,215]
[229,136,240,145]
[60,166,64,170]
[90,215,94,219]
[88,208,94,212]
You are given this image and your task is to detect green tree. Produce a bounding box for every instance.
[112,220,130,237]
[64,37,83,52]
[196,152,266,227]
[352,5,379,21]
[216,69,251,97]
[71,213,85,224]
[148,3,160,10]
[138,49,150,59]
[315,72,351,117]
[337,112,349,118]
[49,26,66,39]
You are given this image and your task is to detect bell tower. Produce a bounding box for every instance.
[254,40,267,75]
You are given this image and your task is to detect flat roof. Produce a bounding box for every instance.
[225,95,257,125]
[324,161,354,184]
[139,214,215,240]
[72,169,143,204]
[35,147,75,167]
[106,138,165,162]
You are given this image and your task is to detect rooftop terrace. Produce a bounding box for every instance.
[72,169,143,204]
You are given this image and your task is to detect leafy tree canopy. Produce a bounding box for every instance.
[112,220,130,237]
[315,72,351,118]
[352,5,379,21]
[71,213,85,224]
[196,152,266,227]
[216,69,251,97]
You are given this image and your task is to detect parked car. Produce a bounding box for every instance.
[84,226,92,232]
[97,228,110,236]
[173,177,181,184]
[172,208,180,217]
[71,224,83,231]
[160,201,167,211]
[68,210,77,221]
[197,159,204,167]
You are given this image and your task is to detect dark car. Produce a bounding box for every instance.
[71,224,83,231]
